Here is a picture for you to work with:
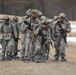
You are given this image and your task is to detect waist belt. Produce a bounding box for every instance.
[2,33,12,37]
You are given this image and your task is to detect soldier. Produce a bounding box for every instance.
[50,16,59,41]
[52,13,71,62]
[22,9,32,22]
[34,20,51,62]
[0,16,17,61]
[12,16,20,59]
[20,9,41,62]
[20,9,31,61]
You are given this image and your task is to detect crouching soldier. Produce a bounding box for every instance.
[0,16,17,61]
[34,20,51,62]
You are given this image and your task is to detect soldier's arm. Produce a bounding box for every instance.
[0,24,3,33]
[20,23,28,33]
[46,28,51,43]
[34,19,42,29]
[12,24,18,38]
[34,25,41,35]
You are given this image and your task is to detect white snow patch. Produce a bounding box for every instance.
[67,37,76,44]
[71,25,76,32]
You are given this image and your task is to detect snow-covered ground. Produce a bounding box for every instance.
[67,37,76,44]
[71,24,76,32]
[67,24,76,44]
[0,44,2,60]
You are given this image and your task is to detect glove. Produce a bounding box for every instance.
[45,41,49,45]
[27,25,31,30]
[38,30,42,36]
[24,20,28,25]
[14,38,18,42]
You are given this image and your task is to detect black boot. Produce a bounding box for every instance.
[7,55,12,61]
[61,57,67,62]
[53,58,59,62]
[23,56,28,63]
[1,58,5,61]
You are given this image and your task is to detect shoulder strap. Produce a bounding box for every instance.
[1,24,4,33]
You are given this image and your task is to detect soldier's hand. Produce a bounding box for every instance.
[14,38,18,42]
[45,41,49,45]
[33,34,38,37]
[24,20,28,25]
[27,26,32,30]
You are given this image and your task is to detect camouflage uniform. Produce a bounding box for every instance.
[34,20,51,62]
[20,22,32,61]
[28,17,41,61]
[20,9,41,61]
[12,16,21,58]
[0,16,17,60]
[52,13,71,62]
[50,16,59,43]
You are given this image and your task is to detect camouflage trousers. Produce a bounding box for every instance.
[30,36,41,62]
[21,36,32,59]
[14,40,18,56]
[2,38,15,59]
[25,37,32,57]
[54,36,66,59]
[21,36,26,59]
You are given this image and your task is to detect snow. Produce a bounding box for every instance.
[67,24,76,44]
[67,37,76,44]
[0,44,2,56]
[71,24,76,32]
[0,44,2,48]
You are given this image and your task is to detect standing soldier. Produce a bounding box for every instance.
[22,9,32,22]
[12,16,20,59]
[20,9,32,60]
[27,9,42,61]
[0,16,17,61]
[52,13,71,62]
[20,9,41,62]
[50,16,59,41]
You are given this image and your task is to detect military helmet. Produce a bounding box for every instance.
[41,16,47,21]
[13,16,19,20]
[42,20,48,25]
[54,16,58,19]
[37,11,42,16]
[42,20,48,30]
[31,9,38,14]
[25,9,32,16]
[3,16,9,20]
[59,13,66,18]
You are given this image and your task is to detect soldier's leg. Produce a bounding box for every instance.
[6,39,14,60]
[24,37,31,61]
[40,45,46,62]
[14,41,18,57]
[34,38,41,62]
[53,39,60,61]
[11,40,20,60]
[2,40,8,60]
[59,38,67,62]
[21,43,25,60]
[21,37,26,60]
[46,43,50,60]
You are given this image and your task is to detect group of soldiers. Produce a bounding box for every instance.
[0,9,71,63]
